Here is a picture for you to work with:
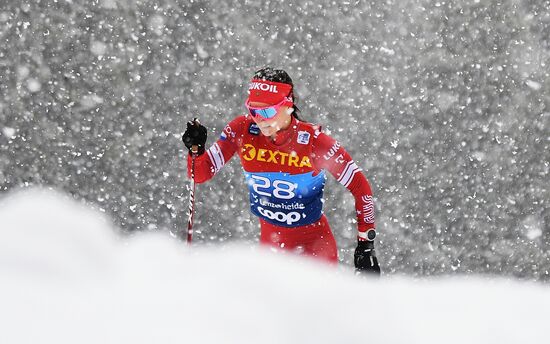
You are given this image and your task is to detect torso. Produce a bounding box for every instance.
[233,116,326,228]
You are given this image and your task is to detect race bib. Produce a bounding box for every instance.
[244,171,326,227]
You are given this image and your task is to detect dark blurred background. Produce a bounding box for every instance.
[1,0,548,280]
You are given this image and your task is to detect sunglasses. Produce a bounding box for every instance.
[245,97,292,120]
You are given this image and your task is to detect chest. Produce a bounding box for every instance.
[237,124,316,174]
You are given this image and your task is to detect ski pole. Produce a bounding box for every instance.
[186,119,200,244]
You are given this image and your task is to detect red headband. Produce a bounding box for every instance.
[247,79,293,105]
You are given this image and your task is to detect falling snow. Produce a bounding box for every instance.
[0,0,549,281]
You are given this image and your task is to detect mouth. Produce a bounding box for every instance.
[258,123,278,136]
[258,121,276,130]
[259,123,274,129]
[260,127,275,135]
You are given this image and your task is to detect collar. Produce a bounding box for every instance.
[270,115,297,146]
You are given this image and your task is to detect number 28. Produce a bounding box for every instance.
[251,175,297,200]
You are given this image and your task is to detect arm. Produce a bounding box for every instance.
[311,131,376,240]
[184,117,244,184]
[312,131,380,275]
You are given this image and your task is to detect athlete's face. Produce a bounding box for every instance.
[249,101,293,137]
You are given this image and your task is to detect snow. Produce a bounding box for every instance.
[1,188,549,344]
[2,127,16,139]
[79,94,104,110]
[90,40,108,57]
[525,80,542,91]
[17,66,30,79]
[26,79,41,93]
[148,15,166,36]
[100,0,118,10]
[0,0,549,281]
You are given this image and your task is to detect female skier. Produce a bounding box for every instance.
[182,67,380,274]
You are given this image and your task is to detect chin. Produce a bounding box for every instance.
[259,127,275,136]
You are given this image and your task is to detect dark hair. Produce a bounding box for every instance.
[252,67,303,121]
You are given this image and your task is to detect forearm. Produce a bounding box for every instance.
[187,142,227,183]
[312,132,376,239]
[187,150,215,183]
[187,140,235,183]
[345,171,376,240]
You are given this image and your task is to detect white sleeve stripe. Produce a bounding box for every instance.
[337,161,354,183]
[207,149,218,172]
[343,168,360,188]
[215,143,225,167]
[207,143,225,173]
[338,162,360,187]
[213,143,224,170]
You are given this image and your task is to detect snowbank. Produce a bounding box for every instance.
[0,188,548,344]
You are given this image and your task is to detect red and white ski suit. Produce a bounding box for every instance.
[188,115,375,263]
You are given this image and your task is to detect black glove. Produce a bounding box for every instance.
[354,240,381,276]
[182,118,207,155]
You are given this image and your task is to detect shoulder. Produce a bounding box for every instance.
[292,119,335,147]
[293,119,323,144]
[225,115,250,129]
[295,119,321,134]
[220,115,260,146]
[222,115,250,136]
[305,122,337,150]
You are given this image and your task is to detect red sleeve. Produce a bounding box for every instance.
[187,116,245,183]
[312,131,376,240]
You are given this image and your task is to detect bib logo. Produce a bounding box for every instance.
[257,206,301,225]
[223,125,236,138]
[323,141,341,160]
[242,144,312,168]
[361,195,375,224]
[249,82,279,93]
[297,131,310,145]
[248,123,260,135]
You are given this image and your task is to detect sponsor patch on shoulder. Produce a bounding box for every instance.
[248,123,260,135]
[220,132,227,140]
[297,131,311,144]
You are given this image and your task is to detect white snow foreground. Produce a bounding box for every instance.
[0,188,548,344]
